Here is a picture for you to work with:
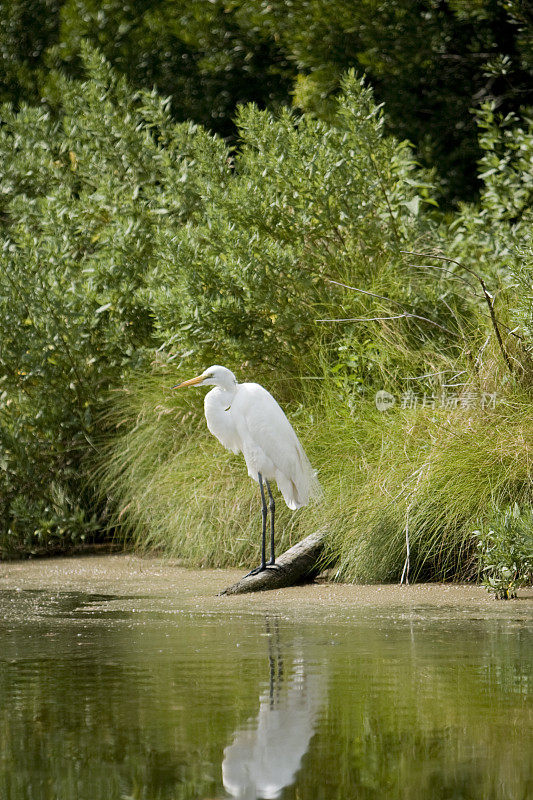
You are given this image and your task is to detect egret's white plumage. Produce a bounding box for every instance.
[177,365,320,509]
[174,365,321,572]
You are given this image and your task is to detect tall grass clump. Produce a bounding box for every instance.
[319,387,532,582]
[101,358,531,581]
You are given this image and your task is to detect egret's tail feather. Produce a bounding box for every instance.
[276,465,323,510]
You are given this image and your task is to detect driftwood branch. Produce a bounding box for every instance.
[220,530,326,595]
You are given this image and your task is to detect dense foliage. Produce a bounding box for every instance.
[0,44,531,583]
[1,0,532,202]
[0,46,231,552]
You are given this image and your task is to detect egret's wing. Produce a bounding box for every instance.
[232,383,321,507]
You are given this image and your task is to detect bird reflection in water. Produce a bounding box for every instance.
[222,618,324,800]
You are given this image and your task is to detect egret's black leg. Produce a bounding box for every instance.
[244,473,268,577]
[265,479,276,565]
[259,473,267,569]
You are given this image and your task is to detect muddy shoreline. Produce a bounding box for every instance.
[1,554,532,623]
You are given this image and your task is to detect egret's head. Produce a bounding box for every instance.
[173,365,237,391]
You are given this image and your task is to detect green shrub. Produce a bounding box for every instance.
[5,0,531,203]
[474,505,533,599]
[0,45,229,555]
[446,103,532,300]
[148,72,456,378]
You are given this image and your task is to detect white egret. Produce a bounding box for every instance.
[173,365,321,575]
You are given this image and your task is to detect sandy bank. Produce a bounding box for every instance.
[1,554,532,624]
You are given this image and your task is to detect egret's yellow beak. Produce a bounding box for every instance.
[172,374,205,389]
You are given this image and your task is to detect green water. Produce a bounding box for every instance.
[0,589,531,800]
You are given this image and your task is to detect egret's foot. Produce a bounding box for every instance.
[244,561,283,578]
[244,564,267,578]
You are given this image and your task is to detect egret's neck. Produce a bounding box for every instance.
[211,374,238,394]
[208,383,237,404]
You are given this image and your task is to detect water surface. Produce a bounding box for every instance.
[0,558,532,800]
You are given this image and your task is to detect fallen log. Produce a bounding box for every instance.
[220,530,326,595]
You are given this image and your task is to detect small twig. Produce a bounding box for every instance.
[504,326,526,341]
[475,335,491,372]
[369,152,401,244]
[409,263,525,341]
[324,278,458,335]
[318,314,412,322]
[401,250,478,279]
[409,369,466,380]
[316,312,457,336]
[400,513,411,585]
[327,279,407,309]
[400,466,426,585]
[407,263,480,294]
